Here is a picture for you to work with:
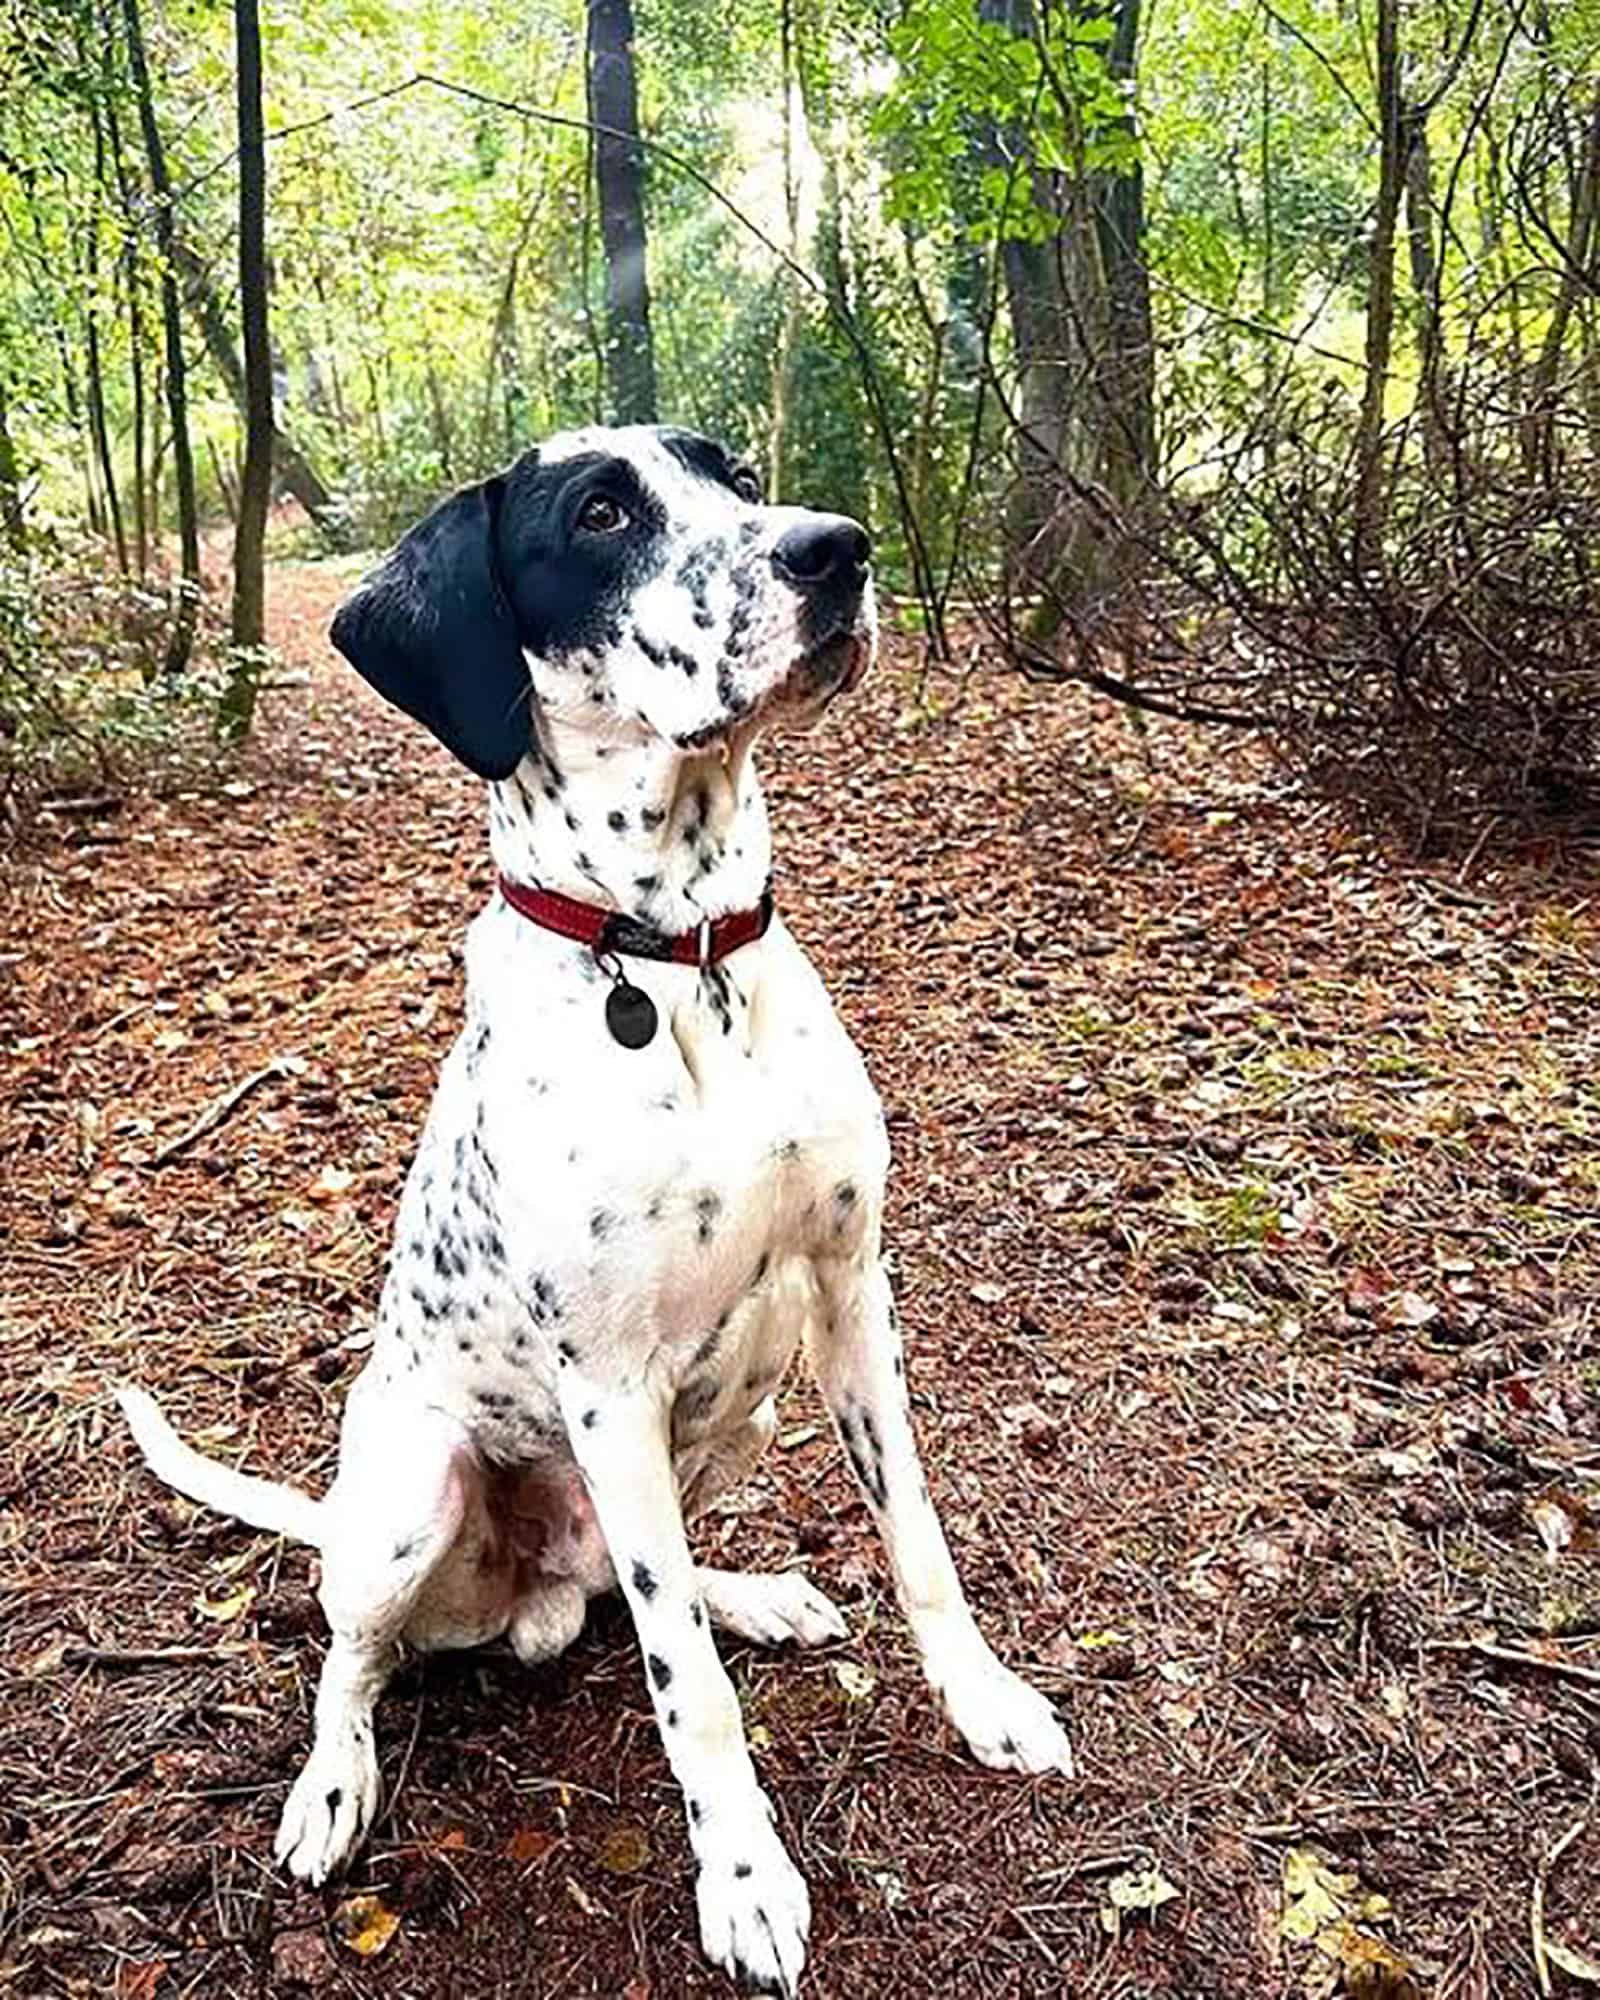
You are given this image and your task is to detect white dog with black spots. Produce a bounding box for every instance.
[119,423,1073,1996]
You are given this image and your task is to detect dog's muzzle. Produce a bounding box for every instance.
[772,513,873,699]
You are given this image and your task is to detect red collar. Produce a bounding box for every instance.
[498,874,775,967]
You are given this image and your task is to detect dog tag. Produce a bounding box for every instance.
[605,978,657,1049]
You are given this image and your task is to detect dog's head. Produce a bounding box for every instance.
[331,425,876,779]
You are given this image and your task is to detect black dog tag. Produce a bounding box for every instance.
[605,978,658,1049]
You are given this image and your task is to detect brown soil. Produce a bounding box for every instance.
[3,556,1599,1999]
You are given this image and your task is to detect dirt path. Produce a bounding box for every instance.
[3,558,1598,1997]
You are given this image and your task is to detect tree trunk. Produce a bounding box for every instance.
[1353,0,1404,557]
[83,85,130,575]
[123,0,200,676]
[1401,105,1453,476]
[1522,83,1600,476]
[166,238,342,541]
[100,46,150,578]
[221,0,273,739]
[586,0,657,423]
[0,374,24,546]
[979,0,1107,621]
[768,0,801,497]
[1091,0,1155,502]
[424,351,456,479]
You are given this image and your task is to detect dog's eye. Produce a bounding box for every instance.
[731,466,763,504]
[577,494,628,535]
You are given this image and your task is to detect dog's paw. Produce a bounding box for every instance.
[935,1653,1075,1778]
[274,1729,380,1885]
[701,1569,849,1650]
[695,1807,811,1996]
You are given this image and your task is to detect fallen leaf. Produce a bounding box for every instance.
[1533,1498,1576,1564]
[597,1821,651,1874]
[1281,1846,1415,1995]
[1344,1268,1389,1315]
[115,1963,165,2000]
[1391,1290,1438,1328]
[834,1659,877,1700]
[505,1826,558,1865]
[1099,1862,1179,1934]
[564,1874,603,1918]
[333,1893,399,1958]
[1323,1922,1420,1997]
[193,1582,256,1623]
[1546,1938,1600,1983]
[969,1280,1006,1305]
[308,1164,355,1202]
[1281,1847,1389,1943]
[1376,1444,1435,1479]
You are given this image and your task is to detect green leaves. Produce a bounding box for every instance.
[872,0,1136,243]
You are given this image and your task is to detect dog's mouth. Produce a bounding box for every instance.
[790,623,872,701]
[672,624,873,753]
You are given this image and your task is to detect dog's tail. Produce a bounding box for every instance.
[116,1385,324,1547]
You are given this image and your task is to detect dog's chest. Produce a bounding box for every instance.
[393,921,886,1461]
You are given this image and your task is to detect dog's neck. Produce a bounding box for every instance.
[488,719,773,934]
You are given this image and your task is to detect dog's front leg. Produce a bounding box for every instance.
[808,1255,1075,1777]
[559,1373,810,1997]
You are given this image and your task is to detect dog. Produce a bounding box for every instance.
[118,423,1073,1996]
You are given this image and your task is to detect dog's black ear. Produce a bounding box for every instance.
[330,478,531,780]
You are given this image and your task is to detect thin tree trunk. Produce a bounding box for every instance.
[222,0,273,739]
[101,44,149,579]
[83,85,130,575]
[1091,0,1155,503]
[28,200,96,531]
[1522,83,1600,475]
[1401,105,1452,476]
[1353,0,1404,556]
[123,0,200,676]
[768,0,800,497]
[586,0,657,422]
[166,237,341,541]
[208,433,239,521]
[424,351,456,479]
[0,375,24,546]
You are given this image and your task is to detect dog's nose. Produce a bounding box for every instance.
[771,515,871,589]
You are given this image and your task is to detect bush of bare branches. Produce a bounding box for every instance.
[983,361,1600,850]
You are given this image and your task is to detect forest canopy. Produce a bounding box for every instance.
[2,0,1598,839]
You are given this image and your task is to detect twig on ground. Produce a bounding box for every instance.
[1532,1792,1593,1998]
[62,1644,250,1671]
[1429,1637,1600,1690]
[153,1056,297,1166]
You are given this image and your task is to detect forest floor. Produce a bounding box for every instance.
[3,552,1599,2000]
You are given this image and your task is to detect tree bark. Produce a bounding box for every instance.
[1401,105,1452,476]
[1091,0,1155,502]
[1353,0,1404,557]
[586,0,657,423]
[83,84,130,575]
[166,238,342,541]
[123,0,200,676]
[0,374,25,546]
[1522,83,1600,476]
[221,0,273,739]
[100,37,149,578]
